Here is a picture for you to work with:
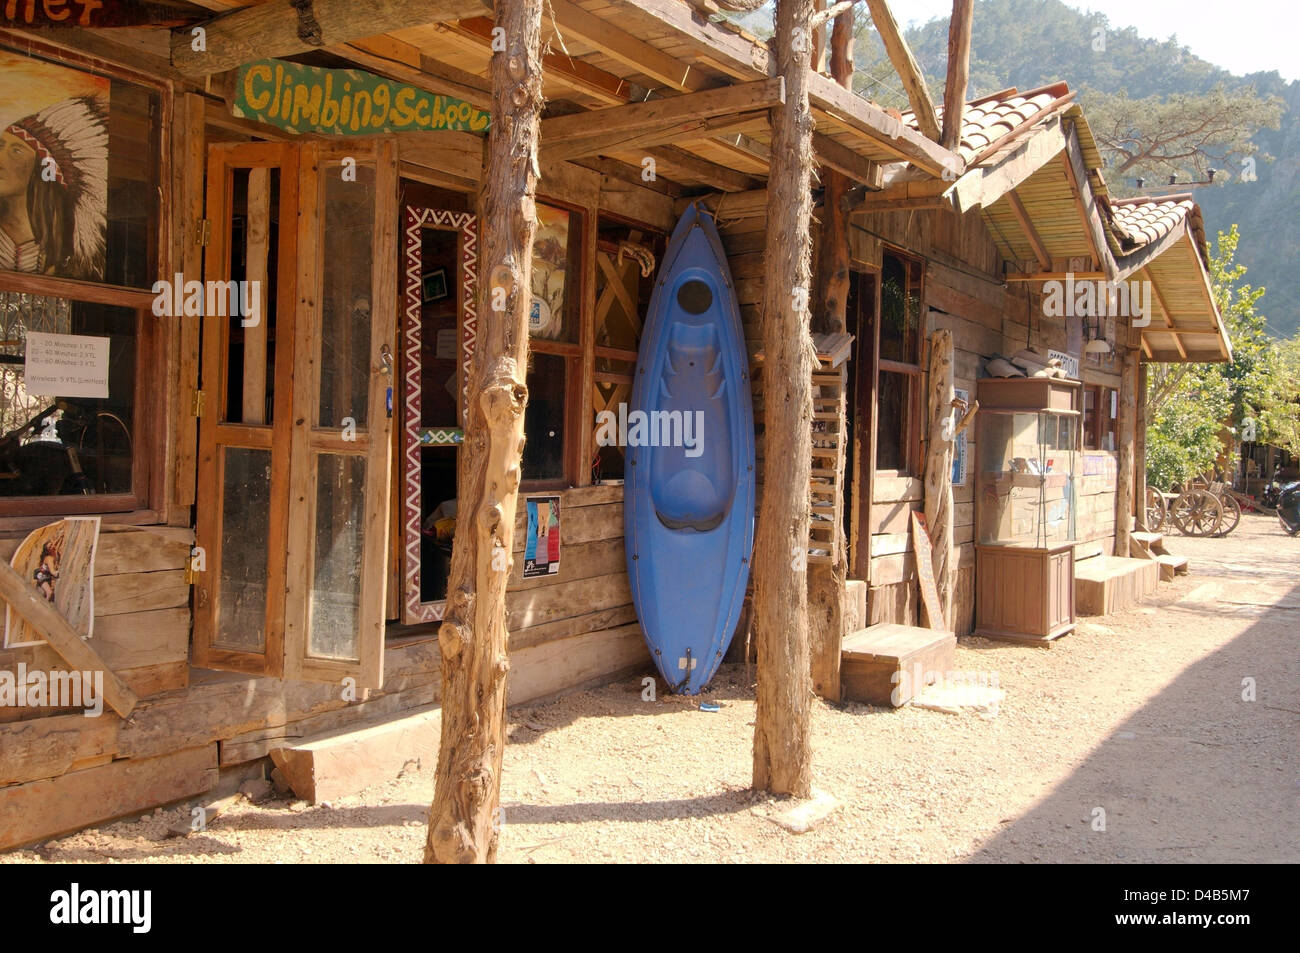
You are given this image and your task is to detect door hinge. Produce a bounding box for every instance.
[196,219,211,247]
[191,389,206,417]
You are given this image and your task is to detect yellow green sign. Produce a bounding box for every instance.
[232,59,490,136]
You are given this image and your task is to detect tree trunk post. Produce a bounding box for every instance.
[425,0,544,864]
[941,0,974,151]
[923,329,955,629]
[1135,360,1149,531]
[808,2,853,703]
[1115,344,1139,556]
[753,0,816,798]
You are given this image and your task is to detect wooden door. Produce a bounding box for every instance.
[193,143,299,678]
[193,141,397,688]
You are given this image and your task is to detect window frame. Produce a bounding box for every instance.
[0,39,170,526]
[873,247,925,476]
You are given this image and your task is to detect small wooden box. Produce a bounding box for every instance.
[840,624,957,707]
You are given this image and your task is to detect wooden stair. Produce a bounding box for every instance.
[1130,531,1189,581]
[806,334,849,567]
[840,623,956,707]
[1074,554,1159,616]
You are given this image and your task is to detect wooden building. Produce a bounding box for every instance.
[0,0,1230,849]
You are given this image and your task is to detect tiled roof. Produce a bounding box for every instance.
[903,83,1073,163]
[1108,197,1196,250]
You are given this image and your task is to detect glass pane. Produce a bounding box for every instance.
[223,166,280,426]
[523,352,566,481]
[215,447,271,652]
[318,163,375,429]
[309,454,365,661]
[0,294,136,497]
[529,203,578,344]
[877,370,910,472]
[0,48,160,287]
[879,253,920,365]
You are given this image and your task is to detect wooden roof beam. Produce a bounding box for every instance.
[1006,191,1051,271]
[171,0,491,76]
[1143,266,1188,360]
[542,79,783,161]
[941,0,974,151]
[645,146,763,192]
[862,0,940,142]
[814,133,884,189]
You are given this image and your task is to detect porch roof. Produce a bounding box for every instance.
[163,0,963,191]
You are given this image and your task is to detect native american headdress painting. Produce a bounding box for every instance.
[6,95,109,280]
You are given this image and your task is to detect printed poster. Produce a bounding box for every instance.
[0,50,110,281]
[4,516,99,648]
[23,331,110,398]
[529,204,569,339]
[523,496,561,578]
[952,387,969,487]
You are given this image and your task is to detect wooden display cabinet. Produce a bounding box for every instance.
[974,377,1080,644]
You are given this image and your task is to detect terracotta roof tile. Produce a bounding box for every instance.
[903,83,1073,163]
[1108,197,1196,250]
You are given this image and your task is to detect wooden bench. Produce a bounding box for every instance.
[840,623,956,707]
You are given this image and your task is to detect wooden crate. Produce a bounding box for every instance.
[840,623,956,707]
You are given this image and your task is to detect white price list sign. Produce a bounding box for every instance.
[23,332,110,399]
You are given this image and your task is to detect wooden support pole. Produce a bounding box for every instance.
[0,561,137,718]
[425,0,544,865]
[1135,360,1149,531]
[863,0,941,142]
[941,0,974,151]
[808,1,854,703]
[923,330,956,628]
[754,0,815,799]
[1115,344,1139,556]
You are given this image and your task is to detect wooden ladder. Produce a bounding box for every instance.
[808,334,850,566]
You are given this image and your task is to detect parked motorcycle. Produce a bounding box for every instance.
[1261,465,1284,510]
[1278,480,1300,536]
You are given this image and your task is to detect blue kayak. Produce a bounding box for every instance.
[625,202,756,694]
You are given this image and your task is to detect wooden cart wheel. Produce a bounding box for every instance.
[1171,489,1223,537]
[1145,487,1168,533]
[1213,492,1241,537]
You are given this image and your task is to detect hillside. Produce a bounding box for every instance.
[865,0,1299,338]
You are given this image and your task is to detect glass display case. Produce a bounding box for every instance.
[974,377,1080,643]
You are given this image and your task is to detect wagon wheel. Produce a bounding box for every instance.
[1171,489,1223,537]
[1213,492,1241,537]
[1145,487,1168,533]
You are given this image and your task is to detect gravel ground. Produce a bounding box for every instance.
[4,513,1297,864]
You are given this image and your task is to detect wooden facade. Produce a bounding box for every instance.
[0,1,1230,850]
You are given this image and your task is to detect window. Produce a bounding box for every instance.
[875,250,924,473]
[521,199,584,486]
[1082,384,1117,451]
[0,45,162,517]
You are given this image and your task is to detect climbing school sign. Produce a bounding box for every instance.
[232,59,491,136]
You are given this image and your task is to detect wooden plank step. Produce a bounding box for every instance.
[810,447,840,458]
[810,469,836,478]
[840,623,956,708]
[806,553,833,565]
[813,412,841,421]
[1155,553,1189,582]
[1074,556,1159,615]
[270,706,441,804]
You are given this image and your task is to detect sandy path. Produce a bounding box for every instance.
[4,513,1297,864]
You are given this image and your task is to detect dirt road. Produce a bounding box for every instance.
[5,513,1297,864]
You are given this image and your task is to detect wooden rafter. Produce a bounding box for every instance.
[544,0,705,92]
[549,111,770,162]
[1005,191,1051,271]
[814,133,884,188]
[1143,266,1188,360]
[171,0,491,75]
[644,146,761,191]
[862,0,940,142]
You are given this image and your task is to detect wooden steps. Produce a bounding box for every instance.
[1129,531,1190,580]
[840,623,956,707]
[1074,555,1159,616]
[806,335,847,568]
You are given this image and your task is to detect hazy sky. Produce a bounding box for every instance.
[895,0,1299,81]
